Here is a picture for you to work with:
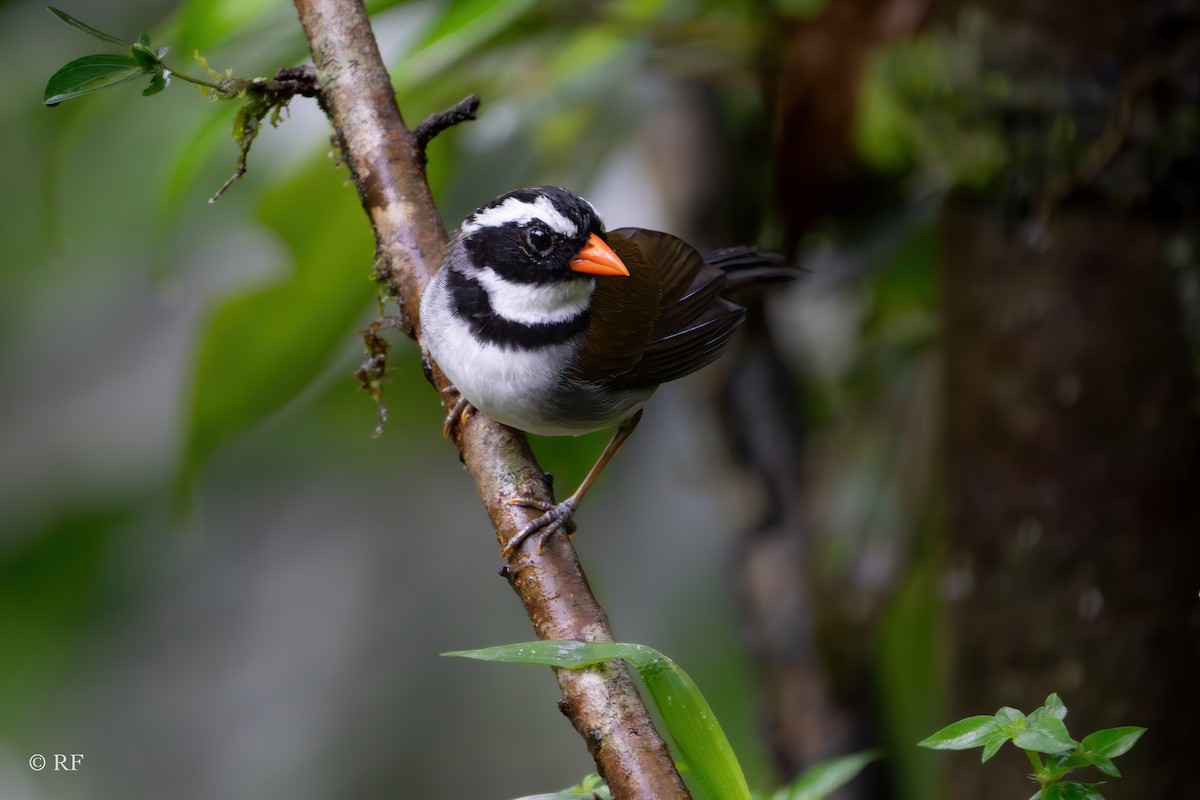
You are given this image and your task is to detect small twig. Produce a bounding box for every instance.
[209,66,322,203]
[1030,60,1158,230]
[1026,41,1197,241]
[412,94,481,164]
[270,65,320,97]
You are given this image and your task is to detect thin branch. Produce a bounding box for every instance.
[289,1,690,798]
[413,93,480,163]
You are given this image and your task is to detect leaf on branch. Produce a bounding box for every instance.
[47,6,130,47]
[43,54,148,106]
[446,641,752,800]
[129,42,164,69]
[143,69,170,97]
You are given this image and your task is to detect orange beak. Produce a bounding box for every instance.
[569,233,630,277]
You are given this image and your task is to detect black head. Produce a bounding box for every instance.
[457,186,609,285]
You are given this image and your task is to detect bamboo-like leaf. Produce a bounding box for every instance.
[446,641,751,800]
[47,6,130,46]
[43,54,146,106]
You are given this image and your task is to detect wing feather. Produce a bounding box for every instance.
[569,228,793,390]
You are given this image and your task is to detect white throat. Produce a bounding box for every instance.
[474,267,593,326]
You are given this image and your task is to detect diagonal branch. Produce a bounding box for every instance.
[289,1,689,798]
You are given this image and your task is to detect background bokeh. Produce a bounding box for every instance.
[1,1,1197,799]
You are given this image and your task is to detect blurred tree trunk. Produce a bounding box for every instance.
[710,1,1197,798]
[939,3,1200,797]
[941,199,1200,799]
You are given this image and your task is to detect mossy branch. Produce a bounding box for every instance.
[289,1,690,797]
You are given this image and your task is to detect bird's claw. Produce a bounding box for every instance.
[441,388,474,439]
[502,496,579,557]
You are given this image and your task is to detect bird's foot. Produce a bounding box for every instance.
[440,387,475,439]
[502,495,579,557]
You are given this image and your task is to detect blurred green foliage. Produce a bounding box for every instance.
[14,1,1182,798]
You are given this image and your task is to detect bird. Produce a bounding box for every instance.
[420,185,794,556]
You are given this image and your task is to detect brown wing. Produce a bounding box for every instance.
[567,230,663,384]
[570,228,745,390]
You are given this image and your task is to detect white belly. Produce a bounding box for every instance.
[422,268,646,436]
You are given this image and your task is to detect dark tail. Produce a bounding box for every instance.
[703,246,799,292]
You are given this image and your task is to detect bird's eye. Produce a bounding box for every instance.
[526,224,553,254]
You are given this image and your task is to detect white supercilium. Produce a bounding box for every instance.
[460,196,579,237]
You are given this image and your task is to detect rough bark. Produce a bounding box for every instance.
[289,2,689,797]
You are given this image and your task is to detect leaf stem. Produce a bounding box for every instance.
[168,69,228,92]
[1026,748,1047,778]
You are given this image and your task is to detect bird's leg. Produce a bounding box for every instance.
[503,410,643,557]
[440,386,475,439]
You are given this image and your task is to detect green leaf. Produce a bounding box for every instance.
[995,706,1025,727]
[513,772,610,800]
[980,731,1008,763]
[1079,727,1145,760]
[47,6,130,46]
[180,157,376,493]
[773,751,881,800]
[918,716,999,750]
[143,70,169,97]
[138,31,151,47]
[43,54,147,106]
[1041,693,1068,721]
[1042,781,1105,800]
[1014,716,1077,755]
[446,641,752,800]
[129,42,163,69]
[1048,751,1092,775]
[1086,756,1120,778]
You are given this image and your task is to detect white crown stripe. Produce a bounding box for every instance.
[476,267,594,326]
[460,196,579,237]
